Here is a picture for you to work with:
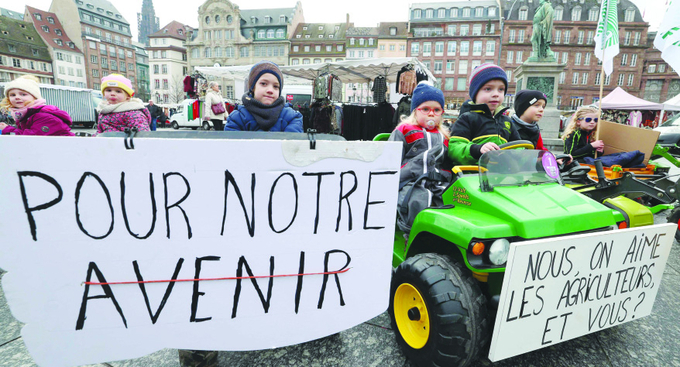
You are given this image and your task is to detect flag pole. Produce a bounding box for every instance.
[595,1,608,159]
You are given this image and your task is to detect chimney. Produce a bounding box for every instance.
[346,13,349,28]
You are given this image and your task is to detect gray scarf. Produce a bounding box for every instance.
[241,93,284,131]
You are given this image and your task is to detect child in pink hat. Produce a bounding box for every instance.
[94,73,151,136]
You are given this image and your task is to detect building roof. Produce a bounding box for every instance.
[0,15,51,62]
[25,6,82,53]
[346,27,379,37]
[240,7,296,27]
[75,0,128,24]
[149,20,188,41]
[377,22,408,38]
[0,8,24,20]
[291,23,351,41]
[411,1,499,10]
[502,0,645,23]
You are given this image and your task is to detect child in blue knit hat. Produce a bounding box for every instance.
[389,81,451,233]
[449,63,521,165]
[225,60,303,132]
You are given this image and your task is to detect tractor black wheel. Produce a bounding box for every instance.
[667,206,680,242]
[389,253,490,367]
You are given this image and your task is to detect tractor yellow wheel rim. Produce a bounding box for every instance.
[394,283,430,349]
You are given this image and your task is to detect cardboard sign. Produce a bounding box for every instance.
[599,120,660,164]
[489,223,675,362]
[0,136,401,367]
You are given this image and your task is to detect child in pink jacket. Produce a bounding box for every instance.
[0,75,74,136]
[95,74,150,136]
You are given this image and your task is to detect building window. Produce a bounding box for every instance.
[473,41,482,56]
[411,42,419,56]
[267,29,275,38]
[572,72,579,85]
[291,58,299,65]
[595,72,601,85]
[571,6,581,21]
[47,16,54,24]
[554,6,564,21]
[92,69,99,77]
[447,41,456,55]
[446,60,455,73]
[578,31,584,44]
[562,52,568,64]
[660,64,667,73]
[518,29,525,43]
[509,29,515,43]
[588,8,599,21]
[519,7,528,20]
[582,73,588,85]
[265,16,271,24]
[413,9,422,19]
[475,7,484,17]
[304,45,310,52]
[628,74,635,86]
[554,30,561,44]
[634,32,641,45]
[625,8,635,22]
[314,58,321,64]
[359,38,365,46]
[516,50,523,63]
[204,47,211,57]
[445,78,454,91]
[462,7,471,17]
[575,53,581,65]
[390,27,397,36]
[438,8,446,18]
[426,9,434,18]
[460,41,469,56]
[153,64,159,73]
[225,47,234,57]
[276,29,285,38]
[459,60,468,75]
[434,60,442,73]
[648,64,656,73]
[621,53,628,66]
[631,54,637,67]
[605,74,611,85]
[457,77,467,91]
[587,31,594,44]
[338,44,344,51]
[617,74,624,85]
[435,41,444,55]
[585,52,591,65]
[240,47,249,58]
[473,24,482,36]
[423,42,431,56]
[315,45,321,52]
[564,30,571,44]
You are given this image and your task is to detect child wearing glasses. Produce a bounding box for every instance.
[562,105,604,163]
[449,63,521,165]
[389,81,450,233]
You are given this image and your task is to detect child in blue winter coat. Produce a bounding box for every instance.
[225,61,303,132]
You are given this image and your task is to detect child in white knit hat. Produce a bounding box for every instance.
[95,73,151,136]
[0,75,74,136]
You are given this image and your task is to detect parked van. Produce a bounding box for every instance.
[0,83,101,128]
[169,99,205,130]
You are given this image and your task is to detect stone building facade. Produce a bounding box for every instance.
[641,32,680,103]
[50,0,137,91]
[0,15,53,84]
[501,0,648,109]
[148,21,188,104]
[289,22,349,66]
[377,22,408,58]
[409,1,503,106]
[25,6,87,88]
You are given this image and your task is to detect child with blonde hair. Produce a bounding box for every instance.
[389,82,450,233]
[0,75,74,136]
[562,105,604,162]
[95,74,150,136]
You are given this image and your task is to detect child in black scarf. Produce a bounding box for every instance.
[225,61,303,132]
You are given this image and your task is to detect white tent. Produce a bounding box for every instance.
[662,93,680,111]
[600,87,664,110]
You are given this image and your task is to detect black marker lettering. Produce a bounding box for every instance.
[17,171,63,241]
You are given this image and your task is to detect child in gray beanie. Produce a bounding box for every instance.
[225,61,302,132]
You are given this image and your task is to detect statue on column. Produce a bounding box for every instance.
[529,0,556,61]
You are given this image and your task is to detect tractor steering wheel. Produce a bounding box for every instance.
[498,140,535,150]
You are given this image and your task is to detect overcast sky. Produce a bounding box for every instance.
[8,0,668,41]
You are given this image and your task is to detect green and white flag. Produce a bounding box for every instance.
[594,0,620,76]
[654,0,680,73]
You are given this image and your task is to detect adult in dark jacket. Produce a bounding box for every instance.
[146,100,161,131]
[224,61,302,132]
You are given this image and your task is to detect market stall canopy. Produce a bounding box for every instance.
[195,57,436,85]
[601,87,664,110]
[662,93,680,111]
[280,57,436,83]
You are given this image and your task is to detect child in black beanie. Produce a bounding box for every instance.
[511,89,548,150]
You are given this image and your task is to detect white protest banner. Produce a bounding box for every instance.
[488,223,675,362]
[594,0,620,75]
[0,135,401,367]
[654,0,680,73]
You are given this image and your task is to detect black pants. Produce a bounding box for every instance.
[211,119,224,131]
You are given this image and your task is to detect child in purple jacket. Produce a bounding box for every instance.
[95,74,151,136]
[0,75,74,136]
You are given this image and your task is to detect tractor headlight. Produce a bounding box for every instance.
[488,238,511,265]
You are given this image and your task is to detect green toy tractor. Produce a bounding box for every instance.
[387,144,668,367]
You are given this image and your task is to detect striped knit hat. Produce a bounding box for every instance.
[248,61,283,93]
[469,63,507,102]
[101,73,135,97]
